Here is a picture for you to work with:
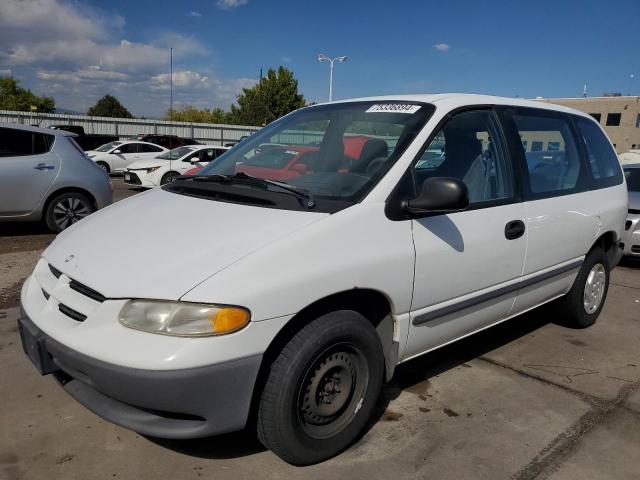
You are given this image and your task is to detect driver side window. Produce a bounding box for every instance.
[413,110,514,204]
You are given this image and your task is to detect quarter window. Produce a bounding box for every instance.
[413,110,513,204]
[575,116,622,185]
[606,113,621,126]
[512,112,581,194]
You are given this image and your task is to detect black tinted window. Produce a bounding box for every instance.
[624,169,640,192]
[140,144,162,153]
[606,113,621,126]
[512,112,581,194]
[575,116,622,186]
[0,128,53,156]
[118,143,139,154]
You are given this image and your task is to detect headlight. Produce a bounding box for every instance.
[146,166,162,173]
[118,300,250,337]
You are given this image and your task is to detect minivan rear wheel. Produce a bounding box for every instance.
[45,192,95,233]
[257,310,384,465]
[556,247,610,328]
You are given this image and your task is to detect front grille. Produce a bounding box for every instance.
[49,264,62,278]
[58,303,87,322]
[70,280,106,303]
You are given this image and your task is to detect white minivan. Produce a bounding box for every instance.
[18,94,627,465]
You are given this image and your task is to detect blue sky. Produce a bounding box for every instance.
[1,0,638,118]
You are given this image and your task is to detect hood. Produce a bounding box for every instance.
[629,190,640,210]
[43,188,328,300]
[126,158,167,170]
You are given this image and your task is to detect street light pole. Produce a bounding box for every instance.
[318,54,348,102]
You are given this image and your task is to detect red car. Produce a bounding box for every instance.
[184,136,388,179]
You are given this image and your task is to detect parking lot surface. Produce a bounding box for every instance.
[1,179,639,480]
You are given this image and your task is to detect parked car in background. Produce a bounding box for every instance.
[185,135,388,179]
[48,125,119,152]
[124,145,230,187]
[622,163,640,257]
[18,94,626,465]
[136,134,200,149]
[0,124,112,232]
[619,149,640,166]
[85,141,168,173]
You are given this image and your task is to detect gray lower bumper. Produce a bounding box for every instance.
[18,310,262,439]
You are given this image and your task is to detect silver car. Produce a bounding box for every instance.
[622,163,640,257]
[0,124,112,232]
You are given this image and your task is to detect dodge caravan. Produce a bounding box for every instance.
[18,94,626,465]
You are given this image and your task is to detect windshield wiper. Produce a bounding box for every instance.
[231,172,315,209]
[173,172,315,209]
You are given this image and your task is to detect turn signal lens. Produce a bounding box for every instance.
[118,300,250,337]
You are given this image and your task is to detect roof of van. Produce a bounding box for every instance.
[0,122,77,136]
[328,93,593,118]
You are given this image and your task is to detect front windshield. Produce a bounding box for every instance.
[196,101,434,204]
[97,141,121,152]
[625,168,640,192]
[157,146,195,160]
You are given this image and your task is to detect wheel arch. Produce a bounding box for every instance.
[247,288,399,428]
[42,186,98,221]
[590,230,619,268]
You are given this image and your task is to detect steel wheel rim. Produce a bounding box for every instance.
[296,342,368,440]
[52,197,91,230]
[583,263,606,314]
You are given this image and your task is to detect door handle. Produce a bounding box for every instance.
[505,220,525,240]
[34,163,55,171]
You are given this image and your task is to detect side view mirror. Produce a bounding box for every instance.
[113,149,122,155]
[190,157,202,164]
[403,177,469,216]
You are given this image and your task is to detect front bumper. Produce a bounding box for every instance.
[621,214,640,257]
[123,170,156,188]
[18,309,262,439]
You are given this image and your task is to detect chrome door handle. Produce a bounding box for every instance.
[34,163,55,171]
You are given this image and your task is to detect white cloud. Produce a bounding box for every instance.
[434,43,451,52]
[0,0,253,116]
[186,11,202,18]
[0,69,12,76]
[217,0,248,9]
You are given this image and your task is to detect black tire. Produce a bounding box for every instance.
[555,247,610,328]
[161,171,180,185]
[44,192,95,233]
[257,310,384,465]
[96,161,110,173]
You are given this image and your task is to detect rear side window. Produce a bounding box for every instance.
[0,127,54,157]
[118,143,139,154]
[140,144,163,153]
[511,112,581,195]
[574,116,623,187]
[624,169,640,192]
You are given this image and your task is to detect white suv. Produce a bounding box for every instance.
[18,94,627,465]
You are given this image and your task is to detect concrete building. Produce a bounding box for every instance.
[537,95,640,154]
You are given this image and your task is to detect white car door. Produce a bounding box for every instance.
[110,143,140,171]
[503,108,601,315]
[403,109,527,360]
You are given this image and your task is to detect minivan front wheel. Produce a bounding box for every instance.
[556,247,610,328]
[257,310,384,465]
[45,192,95,233]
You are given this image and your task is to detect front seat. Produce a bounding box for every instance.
[351,138,388,174]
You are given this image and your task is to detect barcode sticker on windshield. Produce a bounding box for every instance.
[365,104,421,114]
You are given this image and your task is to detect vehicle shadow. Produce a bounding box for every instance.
[147,306,553,460]
[0,221,52,237]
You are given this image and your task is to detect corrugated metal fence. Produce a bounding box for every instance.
[0,110,261,146]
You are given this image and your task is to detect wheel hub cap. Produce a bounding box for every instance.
[583,263,606,314]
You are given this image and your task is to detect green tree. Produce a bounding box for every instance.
[165,105,231,124]
[87,95,133,118]
[0,76,55,113]
[229,66,305,126]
